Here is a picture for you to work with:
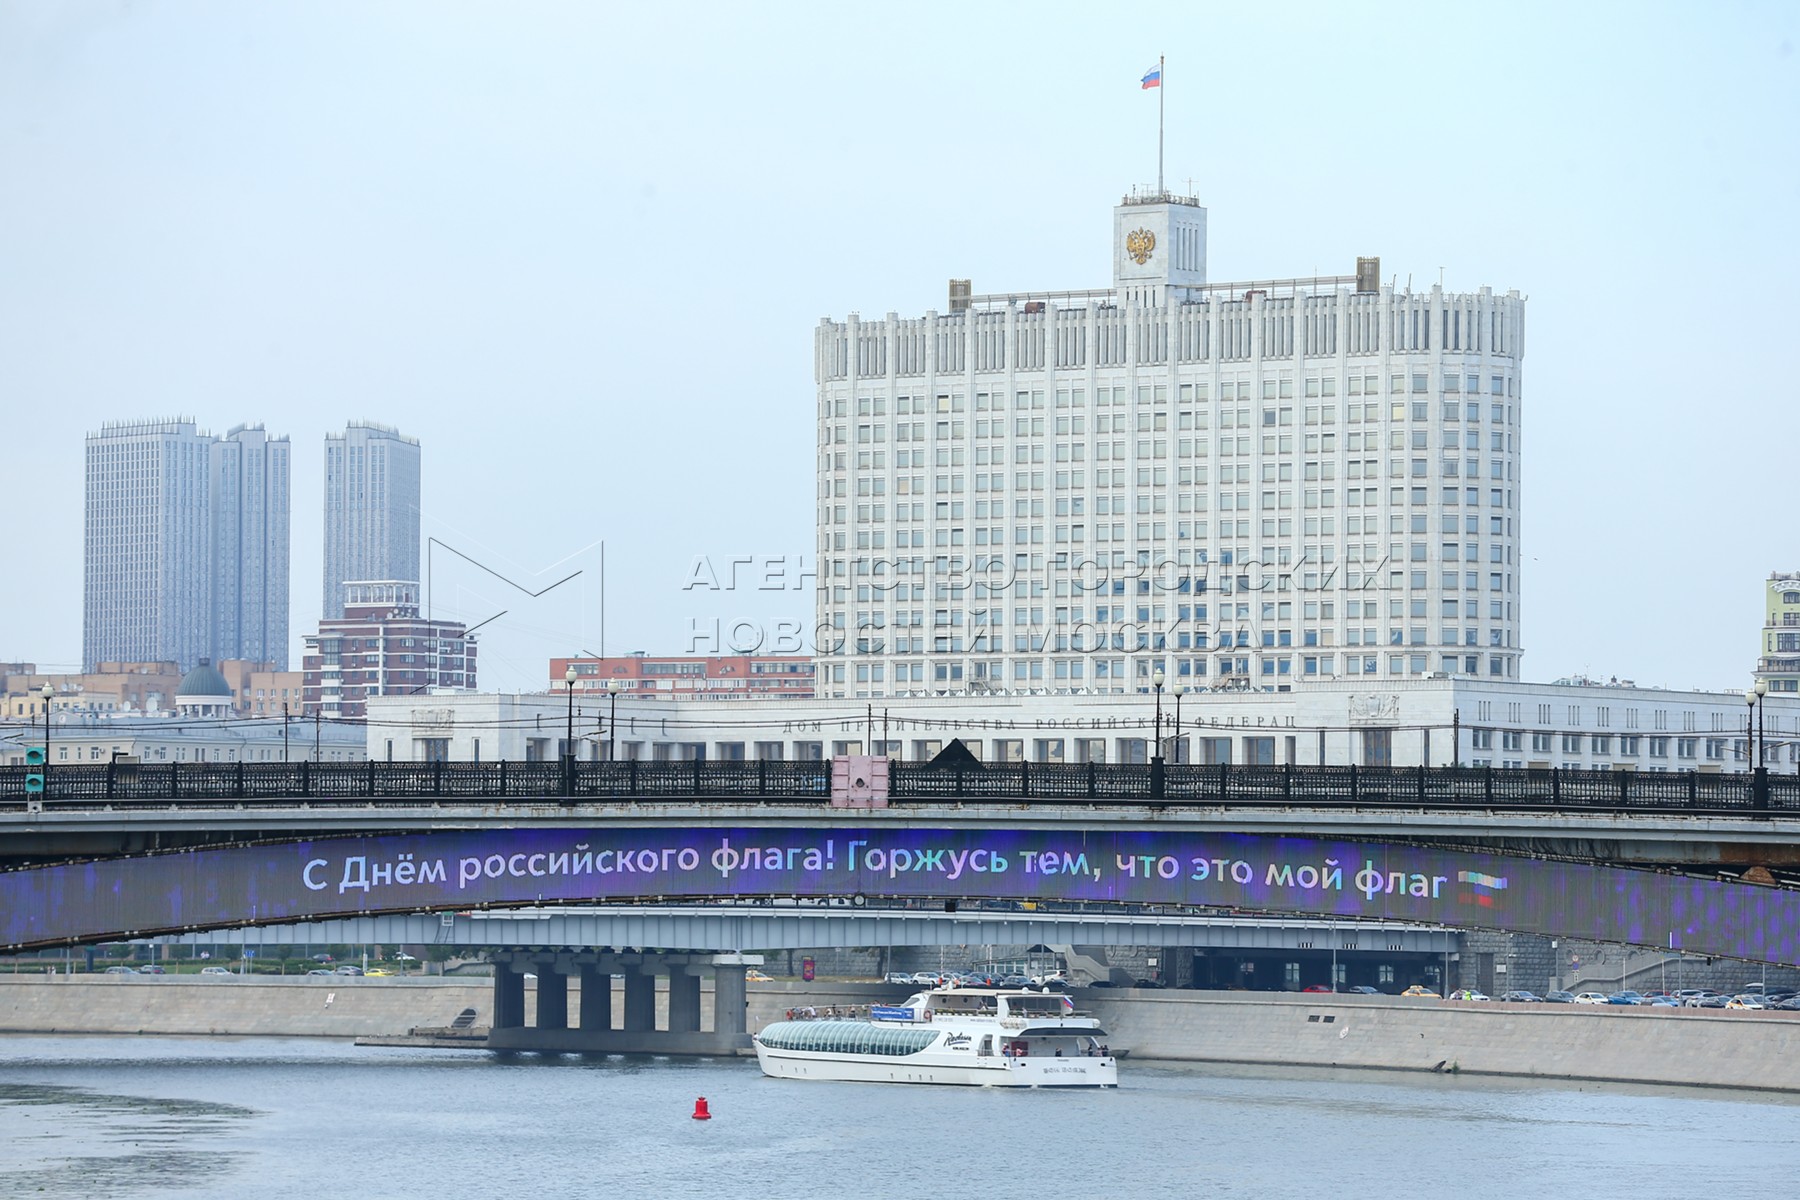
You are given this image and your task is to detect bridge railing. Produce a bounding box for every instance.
[0,760,1795,816]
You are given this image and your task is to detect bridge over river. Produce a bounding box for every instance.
[3,761,1797,962]
[5,760,1797,1055]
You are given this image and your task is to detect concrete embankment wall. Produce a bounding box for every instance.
[1088,990,1800,1093]
[0,976,495,1038]
[7,977,1800,1093]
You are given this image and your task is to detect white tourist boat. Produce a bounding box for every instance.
[753,988,1118,1088]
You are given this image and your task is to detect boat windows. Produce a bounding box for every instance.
[758,1020,938,1057]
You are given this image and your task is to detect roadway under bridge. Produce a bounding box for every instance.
[151,906,1463,1055]
[162,905,1460,957]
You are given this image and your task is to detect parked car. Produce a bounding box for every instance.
[997,975,1033,989]
[1498,990,1542,1002]
[310,954,334,963]
[744,970,774,982]
[884,973,915,986]
[1445,989,1490,1002]
[136,964,166,975]
[1301,984,1334,993]
[1647,995,1682,1007]
[910,972,941,986]
[1572,991,1610,1004]
[334,965,363,976]
[102,965,136,975]
[1341,985,1383,995]
[1133,978,1168,989]
[199,966,235,978]
[1726,995,1767,1010]
[1400,985,1440,998]
[365,969,394,977]
[1543,991,1576,1003]
[305,969,335,977]
[1606,991,1647,1005]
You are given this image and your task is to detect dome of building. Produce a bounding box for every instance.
[176,659,231,698]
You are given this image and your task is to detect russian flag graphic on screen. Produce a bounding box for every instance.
[1457,870,1509,908]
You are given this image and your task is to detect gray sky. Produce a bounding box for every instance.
[3,1,1795,694]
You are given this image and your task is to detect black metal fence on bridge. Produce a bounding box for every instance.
[2,759,1798,817]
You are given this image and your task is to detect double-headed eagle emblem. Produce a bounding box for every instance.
[1126,228,1156,265]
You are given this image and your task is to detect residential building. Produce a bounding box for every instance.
[1757,572,1800,695]
[302,580,475,719]
[236,665,307,718]
[0,711,364,768]
[2,659,306,721]
[552,654,815,700]
[84,419,214,672]
[322,422,421,620]
[210,424,291,668]
[813,192,1524,700]
[83,419,290,672]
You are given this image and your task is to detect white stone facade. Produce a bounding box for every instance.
[813,194,1525,702]
[366,678,1798,773]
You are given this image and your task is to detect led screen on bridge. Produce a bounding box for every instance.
[1,827,1792,962]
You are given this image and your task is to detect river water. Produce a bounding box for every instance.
[2,1035,1795,1199]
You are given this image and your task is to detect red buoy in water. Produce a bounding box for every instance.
[692,1097,712,1120]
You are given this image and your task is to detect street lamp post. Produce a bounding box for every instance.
[606,678,622,762]
[564,665,578,796]
[1746,687,1761,769]
[1756,678,1769,769]
[40,683,52,793]
[1150,669,1165,763]
[1150,669,1166,800]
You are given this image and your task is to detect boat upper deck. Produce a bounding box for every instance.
[878,988,1097,1024]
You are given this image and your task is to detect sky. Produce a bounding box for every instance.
[1,1,1795,695]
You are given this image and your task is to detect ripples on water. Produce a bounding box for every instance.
[2,1036,1798,1199]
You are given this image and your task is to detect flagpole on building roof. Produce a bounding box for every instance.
[1157,54,1165,196]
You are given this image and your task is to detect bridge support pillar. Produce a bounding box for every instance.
[578,963,612,1032]
[623,966,657,1033]
[536,963,569,1031]
[669,967,702,1033]
[492,957,526,1031]
[711,957,748,1037]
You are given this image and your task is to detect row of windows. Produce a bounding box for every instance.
[855,402,1518,440]
[757,1021,936,1056]
[829,652,1517,684]
[833,373,1518,419]
[1469,730,1754,760]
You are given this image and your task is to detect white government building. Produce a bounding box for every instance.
[366,678,1796,773]
[363,188,1791,775]
[813,191,1525,700]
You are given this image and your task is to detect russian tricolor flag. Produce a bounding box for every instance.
[1141,64,1161,89]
